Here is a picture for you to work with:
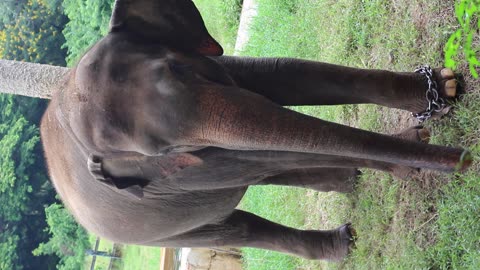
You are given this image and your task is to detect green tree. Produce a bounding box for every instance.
[0,0,68,269]
[0,30,5,56]
[62,0,114,64]
[2,0,67,65]
[33,204,90,270]
[0,94,58,270]
[444,0,480,78]
[0,1,115,269]
[0,0,28,27]
[0,230,20,270]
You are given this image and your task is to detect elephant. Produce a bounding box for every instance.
[40,0,472,261]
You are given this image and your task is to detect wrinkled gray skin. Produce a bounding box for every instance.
[40,0,471,261]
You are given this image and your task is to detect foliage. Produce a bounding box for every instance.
[0,232,20,270]
[0,94,58,270]
[41,0,64,11]
[0,96,38,221]
[0,30,6,57]
[0,0,68,269]
[0,0,28,27]
[444,0,480,78]
[1,0,67,65]
[33,203,90,270]
[61,0,114,65]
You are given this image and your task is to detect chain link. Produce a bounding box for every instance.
[412,65,447,122]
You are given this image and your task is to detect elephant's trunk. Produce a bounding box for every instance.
[0,59,71,99]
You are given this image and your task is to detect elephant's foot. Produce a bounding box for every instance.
[310,223,356,261]
[389,126,430,179]
[303,168,360,193]
[392,125,430,143]
[409,67,458,120]
[258,167,360,193]
[437,68,458,98]
[334,223,356,261]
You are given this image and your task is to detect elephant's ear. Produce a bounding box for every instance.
[110,0,223,56]
[88,155,147,200]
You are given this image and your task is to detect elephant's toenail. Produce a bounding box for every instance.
[441,68,454,78]
[418,129,431,143]
[445,79,457,97]
[348,225,357,239]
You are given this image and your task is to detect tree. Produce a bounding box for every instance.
[2,0,67,65]
[0,1,116,269]
[0,0,28,27]
[62,0,114,64]
[0,230,20,270]
[0,30,6,56]
[0,60,69,99]
[0,1,70,269]
[33,204,90,270]
[0,89,62,270]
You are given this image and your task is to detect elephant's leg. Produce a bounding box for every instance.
[391,125,430,143]
[97,148,389,192]
[257,125,433,191]
[214,56,457,113]
[147,210,354,261]
[94,126,430,195]
[179,84,470,173]
[385,125,431,177]
[258,168,359,193]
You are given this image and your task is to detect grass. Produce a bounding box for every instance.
[193,0,242,54]
[201,0,480,269]
[116,245,162,270]
[424,96,480,269]
[84,235,162,270]
[428,170,480,269]
[239,186,343,270]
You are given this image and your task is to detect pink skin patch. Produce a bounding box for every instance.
[157,153,203,177]
[197,38,223,56]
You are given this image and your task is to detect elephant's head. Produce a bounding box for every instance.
[110,0,223,56]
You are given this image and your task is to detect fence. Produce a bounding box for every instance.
[88,238,120,270]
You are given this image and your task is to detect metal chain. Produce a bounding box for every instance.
[412,65,447,122]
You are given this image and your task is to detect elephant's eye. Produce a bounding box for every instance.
[168,62,193,77]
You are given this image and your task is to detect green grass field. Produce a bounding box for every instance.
[116,245,162,270]
[193,0,242,54]
[78,0,479,269]
[85,236,162,270]
[205,0,479,269]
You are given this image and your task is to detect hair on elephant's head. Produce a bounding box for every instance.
[110,0,223,56]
